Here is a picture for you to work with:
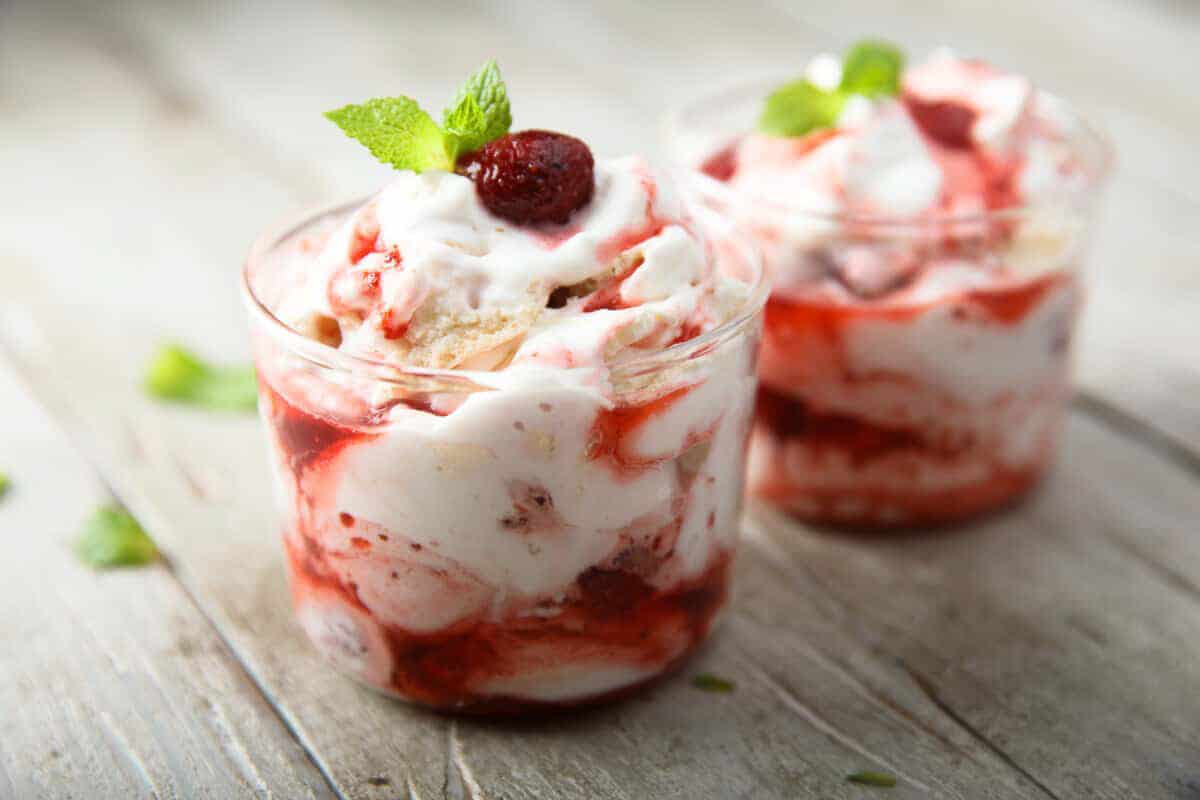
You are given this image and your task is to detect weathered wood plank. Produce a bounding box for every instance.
[4,1,1200,798]
[0,368,335,799]
[744,410,1200,799]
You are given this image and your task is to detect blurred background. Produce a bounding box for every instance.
[1,0,1197,442]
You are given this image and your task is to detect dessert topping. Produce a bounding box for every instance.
[326,61,596,225]
[758,39,904,137]
[456,130,595,225]
[325,60,512,173]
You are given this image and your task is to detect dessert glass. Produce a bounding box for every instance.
[242,198,766,712]
[666,78,1111,528]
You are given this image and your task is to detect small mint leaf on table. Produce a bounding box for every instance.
[847,770,897,788]
[443,59,512,155]
[145,344,258,411]
[75,505,159,568]
[325,97,454,172]
[758,78,846,137]
[0,471,10,499]
[840,40,904,98]
[691,673,735,693]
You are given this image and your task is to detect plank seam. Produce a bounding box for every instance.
[0,343,346,800]
[442,721,481,800]
[739,659,934,793]
[148,544,351,800]
[1073,392,1200,479]
[1099,526,1200,606]
[897,662,1063,800]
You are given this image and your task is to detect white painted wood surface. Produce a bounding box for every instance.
[1,0,1198,798]
[0,369,333,799]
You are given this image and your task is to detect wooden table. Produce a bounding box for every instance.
[2,1,1197,797]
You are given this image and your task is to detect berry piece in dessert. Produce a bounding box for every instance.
[245,61,765,711]
[680,40,1108,528]
[456,130,595,225]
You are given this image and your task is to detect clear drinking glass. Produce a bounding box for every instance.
[665,78,1111,528]
[241,197,766,712]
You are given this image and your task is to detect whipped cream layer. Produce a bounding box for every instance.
[249,156,763,708]
[718,51,1096,298]
[278,157,748,371]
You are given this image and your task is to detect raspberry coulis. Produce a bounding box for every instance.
[265,378,731,711]
[751,272,1075,527]
[587,386,696,477]
[286,537,731,713]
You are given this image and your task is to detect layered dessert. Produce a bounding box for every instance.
[674,42,1108,527]
[242,63,764,711]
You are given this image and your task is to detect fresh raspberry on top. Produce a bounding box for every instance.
[457,130,595,226]
[903,98,977,149]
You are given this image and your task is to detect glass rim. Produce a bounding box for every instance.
[241,187,769,389]
[661,72,1114,229]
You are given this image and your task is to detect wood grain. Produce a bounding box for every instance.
[2,0,1200,798]
[0,369,335,799]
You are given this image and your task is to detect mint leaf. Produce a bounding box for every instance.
[145,344,258,411]
[0,471,9,499]
[691,673,735,693]
[442,95,486,164]
[758,78,846,137]
[328,61,511,171]
[442,59,512,155]
[75,505,158,568]
[840,40,904,98]
[443,93,487,156]
[758,40,905,138]
[847,771,897,788]
[325,97,454,172]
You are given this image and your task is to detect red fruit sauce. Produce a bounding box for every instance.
[751,272,1073,527]
[266,378,730,711]
[903,96,978,149]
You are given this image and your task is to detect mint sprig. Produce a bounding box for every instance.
[443,60,512,154]
[759,78,848,138]
[758,39,904,137]
[325,98,453,173]
[327,60,511,172]
[840,40,904,98]
[75,505,159,568]
[145,344,258,412]
[0,471,9,500]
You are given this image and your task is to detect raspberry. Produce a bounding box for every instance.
[457,130,594,225]
[699,143,738,182]
[904,96,977,149]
